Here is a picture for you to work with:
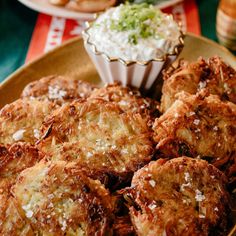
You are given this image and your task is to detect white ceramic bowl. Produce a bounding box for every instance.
[82,20,184,91]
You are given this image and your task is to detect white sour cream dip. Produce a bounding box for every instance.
[87,4,181,62]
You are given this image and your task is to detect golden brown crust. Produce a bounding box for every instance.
[0,194,33,236]
[21,75,97,105]
[153,91,236,185]
[125,157,230,236]
[38,99,154,188]
[12,160,115,235]
[89,83,160,127]
[0,143,43,236]
[0,142,44,180]
[0,74,234,235]
[0,98,57,145]
[161,56,236,112]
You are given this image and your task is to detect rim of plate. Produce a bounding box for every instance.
[1,32,235,90]
[17,0,96,20]
[17,0,183,20]
[155,0,183,9]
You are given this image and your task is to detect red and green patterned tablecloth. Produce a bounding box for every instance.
[0,0,220,82]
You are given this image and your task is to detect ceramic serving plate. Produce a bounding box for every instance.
[0,33,236,235]
[17,0,182,20]
[1,33,236,108]
[18,0,96,20]
[154,0,182,9]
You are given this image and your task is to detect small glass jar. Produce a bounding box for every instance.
[216,0,236,50]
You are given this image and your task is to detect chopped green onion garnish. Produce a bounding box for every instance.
[109,3,163,44]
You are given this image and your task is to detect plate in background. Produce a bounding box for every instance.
[17,0,182,20]
[18,0,96,20]
[155,0,182,9]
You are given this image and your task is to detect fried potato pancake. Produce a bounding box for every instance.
[0,142,43,236]
[12,160,115,235]
[161,56,236,112]
[0,194,33,236]
[38,99,153,187]
[0,142,43,181]
[89,83,160,127]
[0,98,57,145]
[125,157,230,236]
[153,91,236,185]
[22,75,97,105]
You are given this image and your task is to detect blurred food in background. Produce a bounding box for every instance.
[48,0,182,13]
[128,0,171,3]
[49,0,117,13]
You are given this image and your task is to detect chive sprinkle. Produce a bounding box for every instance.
[109,3,163,44]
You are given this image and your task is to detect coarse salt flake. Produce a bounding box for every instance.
[182,199,191,204]
[121,149,128,154]
[149,180,156,187]
[223,83,230,91]
[189,111,195,116]
[22,204,31,210]
[180,172,192,191]
[33,129,40,139]
[199,81,207,89]
[48,194,54,199]
[184,172,191,182]
[195,189,205,202]
[148,202,157,210]
[119,100,128,106]
[61,220,67,231]
[12,129,26,141]
[29,96,36,100]
[193,119,200,125]
[26,210,34,218]
[48,86,67,100]
[87,152,93,158]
